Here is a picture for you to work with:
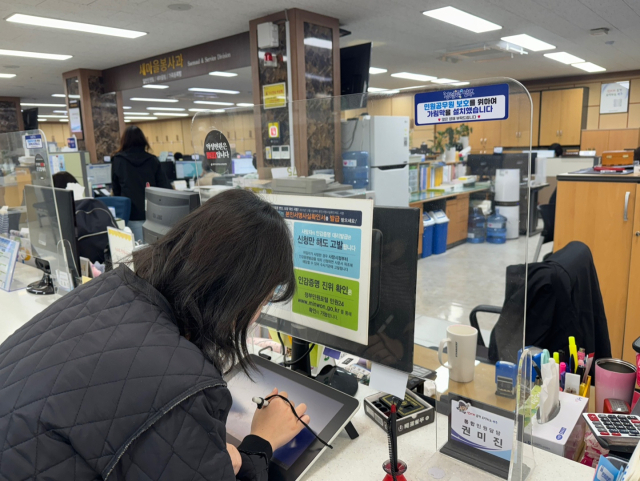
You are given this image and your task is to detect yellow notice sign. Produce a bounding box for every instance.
[263,82,286,109]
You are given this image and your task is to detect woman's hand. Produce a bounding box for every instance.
[250,388,309,451]
[226,443,242,475]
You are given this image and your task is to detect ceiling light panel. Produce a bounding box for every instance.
[369,67,387,74]
[193,101,235,106]
[236,103,254,107]
[367,87,387,92]
[143,84,169,89]
[501,34,555,51]
[146,107,185,111]
[572,62,606,72]
[431,78,458,84]
[209,71,238,77]
[422,7,502,33]
[154,112,189,117]
[543,52,584,64]
[38,114,68,118]
[0,49,71,60]
[0,73,16,78]
[130,97,178,102]
[124,116,157,120]
[6,14,147,38]
[123,112,150,115]
[391,72,437,82]
[188,87,240,94]
[21,103,66,107]
[188,108,226,113]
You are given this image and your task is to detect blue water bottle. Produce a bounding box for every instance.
[486,212,507,244]
[467,207,486,244]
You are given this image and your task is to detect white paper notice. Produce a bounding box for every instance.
[107,227,135,269]
[369,362,409,399]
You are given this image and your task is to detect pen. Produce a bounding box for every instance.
[553,352,560,364]
[569,337,578,373]
[578,348,585,364]
[560,362,566,390]
[389,403,398,475]
[558,349,565,365]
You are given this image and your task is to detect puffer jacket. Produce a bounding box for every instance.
[0,265,271,480]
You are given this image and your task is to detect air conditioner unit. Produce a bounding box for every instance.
[439,41,528,64]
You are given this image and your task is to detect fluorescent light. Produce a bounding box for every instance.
[0,73,16,78]
[391,72,437,82]
[236,103,254,107]
[6,14,147,39]
[422,6,502,33]
[188,87,240,94]
[368,87,387,92]
[59,119,68,122]
[544,52,585,64]
[188,108,226,113]
[125,116,158,120]
[193,100,235,106]
[37,118,47,122]
[303,37,332,49]
[398,85,428,91]
[432,78,458,84]
[501,34,555,52]
[21,103,66,107]
[143,84,169,89]
[0,49,71,60]
[209,71,237,77]
[154,112,189,117]
[123,106,132,109]
[452,82,470,86]
[52,110,68,114]
[572,62,606,72]
[52,93,80,99]
[124,112,150,115]
[146,107,185,111]
[130,97,179,103]
[125,119,131,122]
[369,67,387,75]
[38,114,68,118]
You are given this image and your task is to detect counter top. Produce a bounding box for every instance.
[558,171,640,183]
[409,183,491,206]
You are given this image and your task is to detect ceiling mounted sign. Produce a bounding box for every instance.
[203,130,232,175]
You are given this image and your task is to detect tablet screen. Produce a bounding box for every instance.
[226,366,343,469]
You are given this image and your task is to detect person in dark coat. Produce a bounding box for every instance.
[111,126,172,241]
[0,189,307,481]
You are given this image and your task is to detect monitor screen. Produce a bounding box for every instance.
[259,206,418,373]
[24,184,79,284]
[86,164,112,186]
[175,160,203,179]
[340,43,371,110]
[502,153,537,177]
[143,187,201,244]
[467,154,503,178]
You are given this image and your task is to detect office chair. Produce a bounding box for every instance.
[469,241,611,368]
[98,196,131,225]
[532,203,556,262]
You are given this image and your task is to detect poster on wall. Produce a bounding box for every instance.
[263,82,287,109]
[68,99,83,134]
[600,81,629,114]
[415,84,509,126]
[263,195,374,345]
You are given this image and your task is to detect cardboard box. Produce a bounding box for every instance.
[528,391,588,460]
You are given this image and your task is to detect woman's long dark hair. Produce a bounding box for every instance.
[132,189,296,373]
[117,125,150,153]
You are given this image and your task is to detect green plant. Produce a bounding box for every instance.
[433,131,446,153]
[457,123,472,137]
[444,127,457,149]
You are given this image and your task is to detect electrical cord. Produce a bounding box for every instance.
[277,332,316,367]
[252,394,333,449]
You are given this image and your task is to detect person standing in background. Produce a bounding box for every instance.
[112,126,171,241]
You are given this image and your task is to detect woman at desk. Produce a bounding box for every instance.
[111,126,172,241]
[0,190,308,481]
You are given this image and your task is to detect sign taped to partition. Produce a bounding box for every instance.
[263,195,373,345]
[415,84,509,126]
[203,129,232,174]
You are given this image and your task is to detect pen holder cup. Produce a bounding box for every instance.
[382,460,407,481]
[595,359,636,413]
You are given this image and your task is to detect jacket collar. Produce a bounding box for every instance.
[114,264,177,322]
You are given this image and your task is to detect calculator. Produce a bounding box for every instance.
[583,413,640,448]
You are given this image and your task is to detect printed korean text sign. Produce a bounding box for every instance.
[263,83,286,109]
[450,398,514,461]
[264,195,373,345]
[415,84,509,126]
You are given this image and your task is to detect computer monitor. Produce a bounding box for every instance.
[24,184,80,286]
[22,108,38,130]
[259,206,419,373]
[340,42,371,110]
[467,154,504,179]
[175,160,204,180]
[143,187,201,244]
[502,153,537,181]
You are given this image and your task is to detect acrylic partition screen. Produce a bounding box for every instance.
[0,129,77,295]
[187,78,539,479]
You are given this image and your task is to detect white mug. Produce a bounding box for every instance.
[438,324,478,383]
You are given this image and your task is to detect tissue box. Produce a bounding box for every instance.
[527,392,588,460]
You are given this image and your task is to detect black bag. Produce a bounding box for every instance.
[75,198,118,264]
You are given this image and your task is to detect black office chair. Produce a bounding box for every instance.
[469,241,611,367]
[532,203,556,262]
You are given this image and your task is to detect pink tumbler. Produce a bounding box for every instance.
[595,358,637,413]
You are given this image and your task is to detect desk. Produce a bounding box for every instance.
[410,183,492,254]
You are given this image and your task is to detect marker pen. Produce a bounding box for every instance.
[553,352,560,364]
[560,362,567,390]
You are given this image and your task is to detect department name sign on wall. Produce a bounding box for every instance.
[415,84,509,126]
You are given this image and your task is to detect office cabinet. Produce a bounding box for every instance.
[501,92,541,147]
[540,88,587,146]
[554,179,639,361]
[445,195,470,245]
[468,121,502,154]
[581,129,640,156]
